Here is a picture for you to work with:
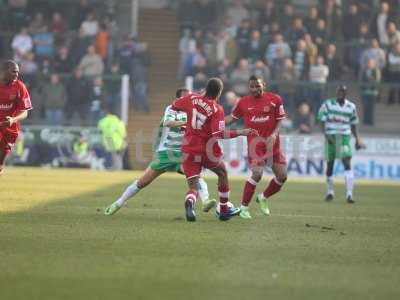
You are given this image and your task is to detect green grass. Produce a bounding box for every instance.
[0,167,399,300]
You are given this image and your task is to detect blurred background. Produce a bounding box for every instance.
[1,0,399,178]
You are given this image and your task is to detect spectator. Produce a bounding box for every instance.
[387,22,400,48]
[221,16,237,39]
[304,33,318,65]
[314,19,328,52]
[215,58,234,84]
[226,0,249,28]
[258,0,278,33]
[386,43,400,105]
[325,43,340,80]
[251,60,270,84]
[305,6,319,36]
[360,39,386,73]
[321,0,341,41]
[286,18,307,42]
[42,73,67,125]
[229,58,251,96]
[66,68,90,121]
[346,22,371,75]
[309,56,329,114]
[80,12,99,38]
[95,23,109,61]
[11,27,33,62]
[53,46,73,73]
[279,58,296,113]
[293,39,310,80]
[215,30,237,64]
[29,12,46,34]
[104,63,121,112]
[280,3,295,31]
[342,4,364,41]
[194,0,217,31]
[78,45,104,78]
[51,12,67,44]
[89,77,106,124]
[8,0,28,29]
[293,102,313,134]
[265,33,291,65]
[19,52,38,87]
[104,14,119,67]
[235,19,251,59]
[70,27,92,65]
[360,58,381,125]
[371,2,393,48]
[32,25,54,60]
[132,43,150,112]
[117,35,135,75]
[222,90,239,116]
[246,30,264,63]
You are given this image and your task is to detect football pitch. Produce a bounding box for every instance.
[0,168,399,300]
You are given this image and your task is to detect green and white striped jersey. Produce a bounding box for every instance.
[318,98,359,135]
[153,105,187,153]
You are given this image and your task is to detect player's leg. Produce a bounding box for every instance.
[325,135,337,201]
[197,175,217,212]
[105,167,164,215]
[342,157,354,203]
[208,161,240,221]
[239,162,264,219]
[185,175,200,222]
[0,136,12,175]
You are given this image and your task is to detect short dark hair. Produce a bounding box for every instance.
[0,59,17,72]
[249,75,262,82]
[175,87,189,98]
[205,77,223,99]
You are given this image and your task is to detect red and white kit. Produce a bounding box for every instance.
[232,92,286,167]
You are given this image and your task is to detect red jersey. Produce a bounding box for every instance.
[232,92,285,158]
[172,93,225,157]
[0,79,32,134]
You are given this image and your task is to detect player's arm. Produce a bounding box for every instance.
[163,107,186,128]
[350,107,364,150]
[212,107,258,139]
[225,100,242,125]
[268,97,286,141]
[0,110,29,128]
[317,102,334,144]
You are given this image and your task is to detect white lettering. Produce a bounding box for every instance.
[251,115,270,123]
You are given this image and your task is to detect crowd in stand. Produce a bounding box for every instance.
[177,0,400,129]
[0,0,151,126]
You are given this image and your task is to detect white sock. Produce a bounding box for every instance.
[197,177,209,204]
[344,170,354,198]
[327,176,334,195]
[116,180,140,207]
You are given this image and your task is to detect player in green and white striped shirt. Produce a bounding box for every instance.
[104,88,217,215]
[317,85,364,203]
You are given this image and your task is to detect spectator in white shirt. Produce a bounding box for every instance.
[226,0,249,28]
[80,12,99,37]
[309,56,329,114]
[265,33,291,64]
[360,39,386,72]
[11,27,33,62]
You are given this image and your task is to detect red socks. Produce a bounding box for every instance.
[218,184,230,213]
[263,178,283,198]
[241,178,258,206]
[185,190,197,204]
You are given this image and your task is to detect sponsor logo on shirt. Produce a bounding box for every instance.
[251,115,270,123]
[0,103,13,110]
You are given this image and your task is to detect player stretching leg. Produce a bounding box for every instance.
[225,75,287,219]
[0,60,32,175]
[105,88,216,215]
[318,85,364,203]
[172,78,258,222]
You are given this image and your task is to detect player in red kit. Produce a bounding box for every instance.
[172,78,257,222]
[225,75,287,219]
[0,60,32,174]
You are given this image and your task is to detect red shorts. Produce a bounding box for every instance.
[0,129,18,154]
[248,138,286,167]
[182,152,224,179]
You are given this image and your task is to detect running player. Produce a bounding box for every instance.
[104,88,218,215]
[225,75,287,219]
[318,85,364,203]
[172,78,258,222]
[0,60,32,174]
